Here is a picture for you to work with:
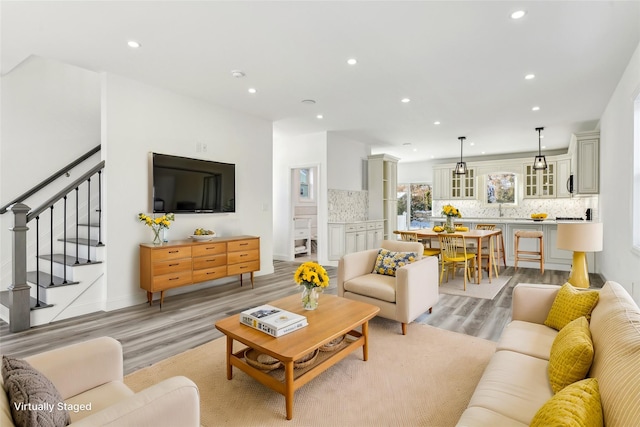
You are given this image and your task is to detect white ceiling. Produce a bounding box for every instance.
[2,1,639,163]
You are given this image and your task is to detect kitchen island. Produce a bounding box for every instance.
[430,217,595,272]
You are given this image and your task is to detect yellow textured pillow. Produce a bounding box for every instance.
[530,378,603,427]
[544,282,599,331]
[548,316,594,393]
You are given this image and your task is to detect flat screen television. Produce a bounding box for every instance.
[151,153,235,213]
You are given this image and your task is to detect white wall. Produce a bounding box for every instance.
[327,132,368,191]
[272,131,328,263]
[102,73,274,309]
[0,56,101,286]
[599,41,640,302]
[398,160,435,184]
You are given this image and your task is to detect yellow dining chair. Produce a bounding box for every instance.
[438,234,476,291]
[398,231,440,257]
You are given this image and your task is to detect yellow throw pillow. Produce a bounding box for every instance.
[548,316,594,393]
[530,378,603,427]
[544,283,599,331]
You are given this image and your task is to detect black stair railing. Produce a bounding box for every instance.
[2,145,104,333]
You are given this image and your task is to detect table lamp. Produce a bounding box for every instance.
[556,222,603,288]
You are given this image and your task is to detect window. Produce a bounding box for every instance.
[397,183,432,230]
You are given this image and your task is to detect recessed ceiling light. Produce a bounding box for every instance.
[511,10,526,19]
[525,74,535,80]
[127,40,141,48]
[248,88,257,94]
[470,142,475,146]
[231,70,246,78]
[434,121,441,125]
[347,58,357,65]
[413,148,418,152]
[301,99,316,105]
[532,106,540,111]
[481,151,486,154]
[316,114,324,119]
[403,143,411,146]
[401,98,411,103]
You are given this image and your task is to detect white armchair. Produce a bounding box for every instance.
[1,337,200,427]
[338,240,439,335]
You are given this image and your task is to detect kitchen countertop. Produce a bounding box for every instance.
[430,217,585,225]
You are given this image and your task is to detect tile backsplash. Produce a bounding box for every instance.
[432,196,599,220]
[328,189,368,222]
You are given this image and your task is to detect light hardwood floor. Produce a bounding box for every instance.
[0,261,604,374]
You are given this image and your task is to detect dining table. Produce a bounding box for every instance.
[398,228,504,285]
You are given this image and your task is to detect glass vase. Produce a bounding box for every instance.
[444,216,456,233]
[152,226,162,245]
[302,286,320,310]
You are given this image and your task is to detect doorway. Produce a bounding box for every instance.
[291,166,318,261]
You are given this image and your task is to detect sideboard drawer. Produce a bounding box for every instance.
[227,249,259,265]
[153,271,193,291]
[152,246,192,262]
[193,266,227,283]
[227,260,260,276]
[153,259,192,276]
[228,238,259,252]
[193,254,227,270]
[192,243,226,257]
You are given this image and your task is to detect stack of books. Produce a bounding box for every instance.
[240,305,308,337]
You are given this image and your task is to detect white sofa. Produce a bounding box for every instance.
[338,240,439,335]
[1,337,200,426]
[457,281,640,426]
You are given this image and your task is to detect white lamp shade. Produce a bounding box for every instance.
[556,222,603,252]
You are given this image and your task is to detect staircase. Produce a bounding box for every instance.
[0,146,106,332]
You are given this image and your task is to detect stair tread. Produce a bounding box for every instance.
[58,237,104,247]
[0,291,53,310]
[26,271,79,288]
[39,254,103,266]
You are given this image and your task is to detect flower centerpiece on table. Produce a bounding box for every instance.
[293,261,330,310]
[441,204,462,233]
[138,212,175,244]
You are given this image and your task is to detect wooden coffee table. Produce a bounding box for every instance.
[214,293,380,420]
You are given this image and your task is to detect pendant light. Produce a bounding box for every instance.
[455,136,467,175]
[533,127,547,170]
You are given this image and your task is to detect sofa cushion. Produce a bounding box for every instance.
[371,249,417,277]
[530,378,603,427]
[496,320,557,360]
[465,350,552,425]
[64,381,133,423]
[343,273,396,303]
[589,281,640,427]
[544,282,599,331]
[548,316,593,393]
[2,356,71,427]
[456,406,528,427]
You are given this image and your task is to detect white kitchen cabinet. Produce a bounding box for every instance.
[556,157,572,198]
[523,161,556,198]
[451,168,476,199]
[368,154,399,240]
[432,167,451,200]
[576,131,599,194]
[328,221,383,261]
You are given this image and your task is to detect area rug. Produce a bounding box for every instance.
[438,275,512,300]
[124,317,496,427]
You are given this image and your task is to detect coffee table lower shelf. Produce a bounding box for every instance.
[227,330,365,420]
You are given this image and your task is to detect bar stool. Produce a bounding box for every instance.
[514,230,544,274]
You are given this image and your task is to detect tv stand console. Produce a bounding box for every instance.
[139,235,260,307]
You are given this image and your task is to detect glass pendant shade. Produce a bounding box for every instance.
[455,136,467,175]
[532,127,547,170]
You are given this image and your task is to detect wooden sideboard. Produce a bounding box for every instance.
[139,235,260,307]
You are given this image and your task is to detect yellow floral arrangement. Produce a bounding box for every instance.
[441,204,462,218]
[138,213,175,229]
[294,261,330,289]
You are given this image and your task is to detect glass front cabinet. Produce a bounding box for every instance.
[451,168,476,199]
[524,162,556,198]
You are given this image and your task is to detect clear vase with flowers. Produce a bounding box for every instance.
[441,204,462,233]
[138,212,175,244]
[293,261,330,310]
